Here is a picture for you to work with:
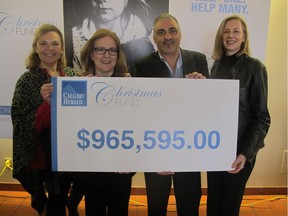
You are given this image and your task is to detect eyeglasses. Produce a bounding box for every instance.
[93,47,118,56]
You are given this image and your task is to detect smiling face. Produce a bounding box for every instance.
[34,31,63,69]
[222,19,245,56]
[153,17,181,57]
[91,36,118,77]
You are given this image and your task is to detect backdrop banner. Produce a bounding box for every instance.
[0,0,271,139]
[51,77,239,172]
[0,0,63,138]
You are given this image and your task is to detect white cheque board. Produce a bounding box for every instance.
[51,77,239,172]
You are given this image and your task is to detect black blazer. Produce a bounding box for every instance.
[134,48,209,78]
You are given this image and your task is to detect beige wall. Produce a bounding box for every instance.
[248,0,287,187]
[0,0,287,189]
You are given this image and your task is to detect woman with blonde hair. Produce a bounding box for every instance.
[207,15,270,216]
[11,24,78,215]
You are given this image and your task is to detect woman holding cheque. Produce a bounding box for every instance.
[11,24,78,215]
[73,28,134,216]
[207,15,271,216]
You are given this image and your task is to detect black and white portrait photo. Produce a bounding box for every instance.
[63,0,169,75]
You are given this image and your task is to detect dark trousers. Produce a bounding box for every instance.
[207,159,255,216]
[46,173,73,216]
[16,168,72,216]
[76,172,133,216]
[145,172,202,216]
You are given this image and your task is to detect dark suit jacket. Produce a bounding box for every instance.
[134,48,209,78]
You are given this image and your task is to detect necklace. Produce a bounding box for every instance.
[47,70,59,77]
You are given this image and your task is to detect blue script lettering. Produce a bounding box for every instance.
[116,86,162,97]
[0,12,14,34]
[15,16,57,27]
[91,82,162,106]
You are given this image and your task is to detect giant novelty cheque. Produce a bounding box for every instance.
[51,77,239,172]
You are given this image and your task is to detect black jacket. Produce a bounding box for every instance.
[210,54,270,163]
[134,49,209,78]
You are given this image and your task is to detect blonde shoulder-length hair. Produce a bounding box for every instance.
[212,14,251,61]
[80,28,128,76]
[25,24,66,70]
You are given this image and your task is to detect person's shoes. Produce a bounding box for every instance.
[31,195,47,215]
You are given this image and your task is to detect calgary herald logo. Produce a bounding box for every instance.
[61,81,87,107]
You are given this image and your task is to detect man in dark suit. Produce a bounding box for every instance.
[134,13,209,216]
